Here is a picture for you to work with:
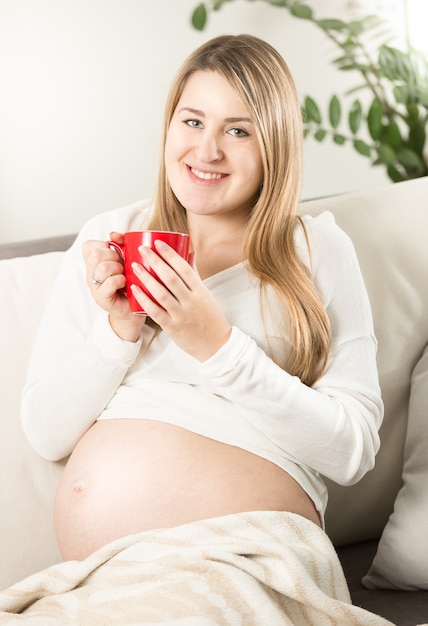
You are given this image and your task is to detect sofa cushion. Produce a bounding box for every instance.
[362,344,428,590]
[338,540,428,625]
[302,177,428,546]
[0,252,65,589]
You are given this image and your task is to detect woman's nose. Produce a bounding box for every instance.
[195,132,223,162]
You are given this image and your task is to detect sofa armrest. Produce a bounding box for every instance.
[0,234,76,260]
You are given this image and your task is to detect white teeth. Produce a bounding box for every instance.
[191,168,223,180]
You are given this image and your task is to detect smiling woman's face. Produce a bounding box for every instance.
[165,70,263,223]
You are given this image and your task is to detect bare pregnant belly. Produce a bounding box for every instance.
[54,419,320,560]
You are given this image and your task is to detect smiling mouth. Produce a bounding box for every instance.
[190,167,225,181]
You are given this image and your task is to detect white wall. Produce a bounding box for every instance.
[0,0,402,243]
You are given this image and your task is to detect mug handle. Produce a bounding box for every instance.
[106,240,124,259]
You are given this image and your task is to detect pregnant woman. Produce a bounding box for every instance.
[18,33,385,625]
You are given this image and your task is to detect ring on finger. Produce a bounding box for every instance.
[91,273,104,286]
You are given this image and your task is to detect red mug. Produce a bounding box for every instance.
[108,230,190,314]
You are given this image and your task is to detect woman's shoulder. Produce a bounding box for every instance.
[299,210,351,244]
[296,210,356,270]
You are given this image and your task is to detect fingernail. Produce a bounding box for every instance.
[154,240,168,251]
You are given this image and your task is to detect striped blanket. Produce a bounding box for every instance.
[0,511,398,625]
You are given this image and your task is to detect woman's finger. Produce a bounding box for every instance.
[131,261,176,312]
[188,251,198,274]
[139,242,195,293]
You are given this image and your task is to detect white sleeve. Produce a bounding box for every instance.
[198,215,383,486]
[20,206,148,462]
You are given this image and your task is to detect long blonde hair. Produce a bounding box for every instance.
[148,34,330,386]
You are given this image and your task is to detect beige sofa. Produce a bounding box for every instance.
[1,178,427,625]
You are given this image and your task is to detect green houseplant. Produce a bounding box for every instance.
[191,0,428,182]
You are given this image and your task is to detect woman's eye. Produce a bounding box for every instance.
[184,119,203,128]
[227,127,249,137]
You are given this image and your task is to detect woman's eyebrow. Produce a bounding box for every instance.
[177,107,253,124]
[225,116,253,124]
[177,107,205,117]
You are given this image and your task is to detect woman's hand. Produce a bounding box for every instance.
[130,240,232,361]
[82,232,147,342]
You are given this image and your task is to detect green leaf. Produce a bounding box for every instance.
[191,3,207,30]
[393,84,413,105]
[353,139,371,157]
[415,86,428,107]
[336,62,372,73]
[367,97,383,140]
[397,147,424,172]
[348,15,382,35]
[379,45,417,83]
[341,39,358,53]
[347,20,364,36]
[376,144,396,165]
[408,120,426,155]
[329,95,341,129]
[378,46,399,81]
[348,99,362,134]
[317,19,347,31]
[360,14,384,30]
[385,119,402,149]
[406,103,420,123]
[290,3,313,20]
[332,54,356,66]
[304,96,322,124]
[333,134,346,145]
[387,164,405,182]
[314,129,327,141]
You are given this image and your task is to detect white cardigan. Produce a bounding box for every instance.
[21,199,383,519]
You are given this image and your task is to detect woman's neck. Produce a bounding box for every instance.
[187,215,247,279]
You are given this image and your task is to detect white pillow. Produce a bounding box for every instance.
[0,252,65,588]
[304,177,428,547]
[362,344,428,590]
